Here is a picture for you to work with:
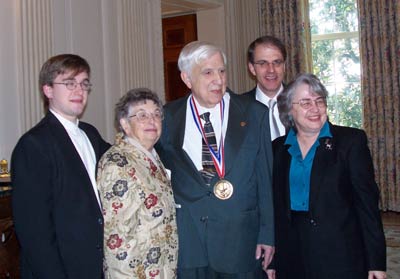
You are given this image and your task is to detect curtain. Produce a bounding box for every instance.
[358,0,400,211]
[259,0,400,210]
[258,0,312,82]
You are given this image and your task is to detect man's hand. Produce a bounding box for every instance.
[266,269,276,279]
[368,271,386,279]
[255,244,274,270]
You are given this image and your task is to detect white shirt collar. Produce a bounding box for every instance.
[191,93,229,115]
[255,84,284,106]
[50,109,80,134]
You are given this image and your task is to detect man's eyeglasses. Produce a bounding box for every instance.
[53,80,92,91]
[253,60,284,68]
[128,110,164,123]
[292,97,327,110]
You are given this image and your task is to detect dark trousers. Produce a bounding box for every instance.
[177,265,265,279]
[281,211,367,279]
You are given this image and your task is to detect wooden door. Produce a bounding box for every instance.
[162,14,197,103]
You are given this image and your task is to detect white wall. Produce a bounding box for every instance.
[0,0,163,164]
[196,0,261,93]
[0,0,257,165]
[52,0,109,141]
[197,6,226,51]
[0,1,20,162]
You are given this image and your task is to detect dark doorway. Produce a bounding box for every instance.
[162,14,197,103]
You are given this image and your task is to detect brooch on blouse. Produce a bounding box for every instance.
[324,138,333,150]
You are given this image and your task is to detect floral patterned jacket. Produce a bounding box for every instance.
[97,133,178,279]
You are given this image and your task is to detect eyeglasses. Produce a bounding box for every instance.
[292,97,327,109]
[128,110,164,123]
[253,59,284,68]
[53,80,92,91]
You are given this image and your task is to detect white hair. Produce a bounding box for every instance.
[177,41,227,76]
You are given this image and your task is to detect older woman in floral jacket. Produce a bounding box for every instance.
[97,88,178,279]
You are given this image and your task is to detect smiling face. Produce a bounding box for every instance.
[120,100,162,151]
[290,83,328,136]
[248,44,286,98]
[43,71,89,122]
[181,52,227,108]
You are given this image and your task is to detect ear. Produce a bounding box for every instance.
[119,118,130,135]
[248,62,256,76]
[42,85,53,99]
[180,72,192,89]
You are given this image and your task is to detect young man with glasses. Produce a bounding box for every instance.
[243,35,287,140]
[11,54,110,279]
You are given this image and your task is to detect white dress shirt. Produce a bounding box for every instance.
[255,84,286,140]
[183,93,230,171]
[50,109,101,208]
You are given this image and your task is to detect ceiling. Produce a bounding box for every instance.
[161,0,223,17]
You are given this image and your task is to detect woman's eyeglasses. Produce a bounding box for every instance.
[128,110,164,122]
[292,97,327,109]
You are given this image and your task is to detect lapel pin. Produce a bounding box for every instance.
[324,139,333,150]
[240,121,246,127]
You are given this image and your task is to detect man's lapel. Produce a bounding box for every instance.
[47,112,102,213]
[223,95,248,174]
[170,97,205,183]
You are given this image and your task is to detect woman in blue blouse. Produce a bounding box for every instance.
[269,74,386,279]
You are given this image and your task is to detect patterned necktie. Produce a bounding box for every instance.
[200,112,217,186]
[268,99,280,140]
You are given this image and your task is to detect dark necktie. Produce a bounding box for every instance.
[200,112,217,186]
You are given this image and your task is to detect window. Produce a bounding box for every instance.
[309,0,361,128]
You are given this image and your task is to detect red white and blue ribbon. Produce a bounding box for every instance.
[189,96,225,179]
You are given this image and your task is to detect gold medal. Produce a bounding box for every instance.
[213,179,233,200]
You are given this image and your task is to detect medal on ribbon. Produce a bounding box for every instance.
[190,96,234,200]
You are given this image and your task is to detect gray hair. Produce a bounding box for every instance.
[278,73,329,131]
[114,88,163,133]
[178,41,227,76]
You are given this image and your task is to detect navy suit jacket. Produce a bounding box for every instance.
[11,112,110,279]
[242,87,257,99]
[272,123,386,278]
[242,86,285,100]
[242,87,285,136]
[156,92,274,273]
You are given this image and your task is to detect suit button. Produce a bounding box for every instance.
[96,244,102,250]
[310,219,317,226]
[200,216,208,222]
[207,191,212,196]
[98,218,103,225]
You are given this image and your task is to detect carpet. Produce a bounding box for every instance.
[385,226,400,247]
[385,226,400,279]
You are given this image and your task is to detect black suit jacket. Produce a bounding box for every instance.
[243,87,286,135]
[272,123,386,278]
[156,93,274,273]
[11,112,110,279]
[242,85,285,99]
[242,87,257,99]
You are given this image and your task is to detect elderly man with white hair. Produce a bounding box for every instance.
[156,41,275,279]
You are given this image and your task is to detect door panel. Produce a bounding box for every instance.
[162,14,197,102]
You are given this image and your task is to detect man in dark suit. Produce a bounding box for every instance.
[243,35,287,140]
[11,54,110,279]
[156,41,274,279]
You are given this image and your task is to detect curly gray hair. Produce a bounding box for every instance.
[114,88,163,133]
[277,73,328,132]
